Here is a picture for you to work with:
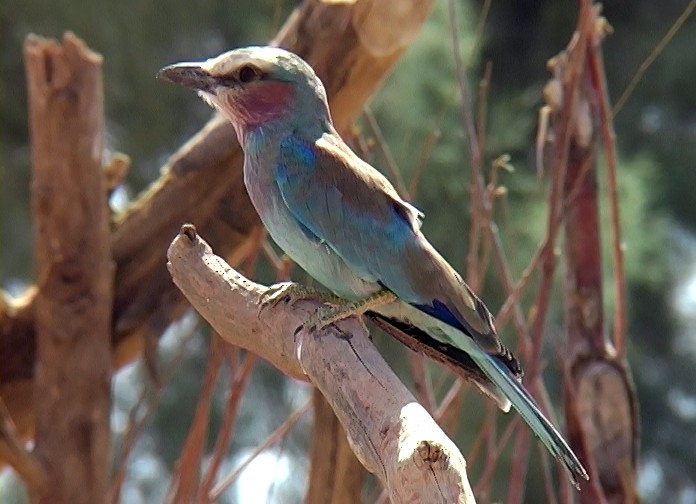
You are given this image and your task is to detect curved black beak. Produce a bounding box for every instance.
[157,63,215,93]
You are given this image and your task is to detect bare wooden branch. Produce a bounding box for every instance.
[197,351,257,502]
[167,225,476,504]
[25,32,113,503]
[0,0,435,463]
[0,397,46,490]
[307,388,365,504]
[165,339,222,504]
[556,6,639,504]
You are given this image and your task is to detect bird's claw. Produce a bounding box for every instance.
[257,282,298,310]
[305,305,337,331]
[258,282,347,326]
[294,320,350,341]
[293,305,356,339]
[257,282,324,319]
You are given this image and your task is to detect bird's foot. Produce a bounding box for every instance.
[296,289,397,335]
[257,282,341,317]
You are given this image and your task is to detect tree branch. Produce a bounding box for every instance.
[25,32,113,503]
[306,388,365,504]
[167,225,476,504]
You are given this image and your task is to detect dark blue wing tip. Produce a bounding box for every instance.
[412,299,467,333]
[558,448,589,489]
[413,299,524,377]
[412,299,590,489]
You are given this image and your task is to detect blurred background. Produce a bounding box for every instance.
[1,0,694,502]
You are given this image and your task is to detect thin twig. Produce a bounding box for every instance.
[463,404,493,467]
[363,107,409,197]
[475,63,493,183]
[109,383,159,504]
[470,0,493,61]
[437,382,469,437]
[447,0,487,289]
[165,337,223,504]
[613,0,695,116]
[505,428,531,504]
[209,399,312,500]
[446,0,483,174]
[539,441,560,504]
[262,238,285,271]
[109,322,200,504]
[488,222,531,353]
[448,0,531,354]
[408,352,436,414]
[0,397,46,490]
[408,131,441,198]
[527,0,594,379]
[408,90,454,197]
[474,414,520,497]
[495,145,598,333]
[197,353,258,502]
[587,13,628,354]
[240,226,267,277]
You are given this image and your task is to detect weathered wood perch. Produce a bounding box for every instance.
[167,225,476,504]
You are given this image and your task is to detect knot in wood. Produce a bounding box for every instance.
[180,223,198,242]
[414,440,449,471]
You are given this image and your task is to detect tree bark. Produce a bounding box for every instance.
[167,225,476,504]
[25,33,113,504]
[548,4,639,502]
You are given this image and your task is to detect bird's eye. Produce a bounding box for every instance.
[238,65,258,83]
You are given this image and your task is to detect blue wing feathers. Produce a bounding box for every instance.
[283,136,316,165]
[276,135,489,344]
[413,300,467,333]
[275,134,416,282]
[271,133,587,485]
[277,134,490,336]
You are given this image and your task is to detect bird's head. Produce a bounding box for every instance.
[158,46,331,145]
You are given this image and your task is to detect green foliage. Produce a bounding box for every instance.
[366,1,477,268]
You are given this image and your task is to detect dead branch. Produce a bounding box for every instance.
[25,33,113,503]
[197,351,257,502]
[306,388,365,504]
[167,225,476,504]
[534,4,639,503]
[0,397,46,490]
[164,338,223,504]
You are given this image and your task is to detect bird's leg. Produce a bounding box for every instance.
[257,281,342,313]
[301,289,397,333]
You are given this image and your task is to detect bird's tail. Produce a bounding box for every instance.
[368,312,513,410]
[467,347,589,488]
[370,301,589,487]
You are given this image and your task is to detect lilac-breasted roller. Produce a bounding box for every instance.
[158,46,588,487]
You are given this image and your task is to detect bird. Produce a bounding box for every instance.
[158,46,588,487]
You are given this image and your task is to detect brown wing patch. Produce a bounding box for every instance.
[314,133,420,230]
